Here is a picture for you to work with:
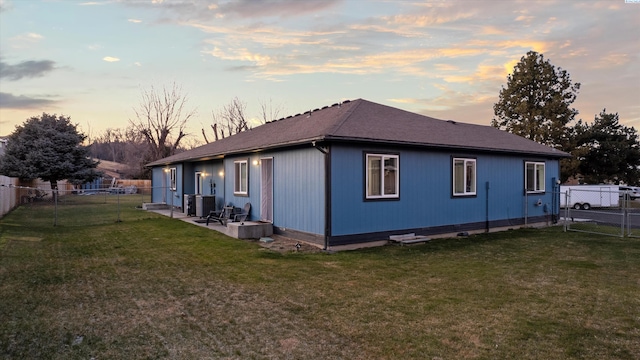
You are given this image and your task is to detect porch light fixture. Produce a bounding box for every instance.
[219,171,224,177]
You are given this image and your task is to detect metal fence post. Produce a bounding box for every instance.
[170,187,174,218]
[623,190,629,237]
[564,189,570,232]
[54,189,58,226]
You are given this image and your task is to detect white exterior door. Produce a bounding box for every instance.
[260,158,273,222]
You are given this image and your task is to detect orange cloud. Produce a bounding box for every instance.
[480,26,506,35]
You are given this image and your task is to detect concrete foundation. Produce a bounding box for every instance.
[227,221,273,239]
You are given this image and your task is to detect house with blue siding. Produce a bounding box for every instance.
[147,99,569,249]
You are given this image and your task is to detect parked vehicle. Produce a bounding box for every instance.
[560,185,620,210]
[619,186,640,200]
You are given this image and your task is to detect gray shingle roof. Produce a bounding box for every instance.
[147,99,569,166]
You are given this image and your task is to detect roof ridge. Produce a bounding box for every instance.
[146,98,570,167]
[326,98,362,136]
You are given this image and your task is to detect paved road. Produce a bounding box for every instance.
[565,208,640,229]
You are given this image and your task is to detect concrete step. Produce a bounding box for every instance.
[142,203,170,210]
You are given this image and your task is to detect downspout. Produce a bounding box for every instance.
[313,141,330,251]
[524,190,528,227]
[552,177,558,224]
[485,181,490,233]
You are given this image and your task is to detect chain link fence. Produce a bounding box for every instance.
[5,182,640,238]
[0,184,167,227]
[627,210,640,238]
[562,187,640,237]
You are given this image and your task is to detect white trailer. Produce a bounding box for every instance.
[560,185,620,210]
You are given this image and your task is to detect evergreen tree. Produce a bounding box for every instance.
[578,110,640,185]
[492,51,580,148]
[559,119,590,183]
[0,113,101,196]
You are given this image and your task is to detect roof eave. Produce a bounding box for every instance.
[323,136,571,158]
[146,133,570,168]
[145,136,328,167]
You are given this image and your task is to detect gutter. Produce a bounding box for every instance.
[146,133,569,168]
[321,136,571,158]
[312,141,331,251]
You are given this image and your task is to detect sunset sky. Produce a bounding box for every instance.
[1,0,638,145]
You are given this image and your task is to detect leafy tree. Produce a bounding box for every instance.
[0,113,100,196]
[492,51,581,148]
[577,110,640,185]
[129,83,195,162]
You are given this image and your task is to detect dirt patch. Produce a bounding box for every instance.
[5,236,43,242]
[256,234,324,254]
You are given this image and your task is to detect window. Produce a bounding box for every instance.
[525,162,545,193]
[366,153,399,199]
[170,168,177,191]
[234,160,248,195]
[453,158,476,196]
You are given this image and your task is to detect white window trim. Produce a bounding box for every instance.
[453,158,476,196]
[234,160,248,195]
[170,168,177,191]
[365,153,399,199]
[525,161,545,193]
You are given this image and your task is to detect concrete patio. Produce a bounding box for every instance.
[147,206,273,240]
[144,204,379,252]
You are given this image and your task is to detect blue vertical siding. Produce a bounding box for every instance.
[171,163,183,208]
[330,145,560,237]
[183,163,194,195]
[222,155,256,216]
[272,148,325,235]
[151,164,183,206]
[183,161,225,210]
[150,143,559,242]
[220,148,325,234]
[208,162,225,210]
[151,167,164,203]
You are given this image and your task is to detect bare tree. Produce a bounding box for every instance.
[122,126,151,178]
[202,97,284,143]
[209,110,223,142]
[258,97,283,124]
[87,126,153,178]
[223,97,249,137]
[100,128,124,162]
[130,83,196,161]
[203,97,249,143]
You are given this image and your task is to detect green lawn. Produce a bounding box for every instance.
[1,198,639,359]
